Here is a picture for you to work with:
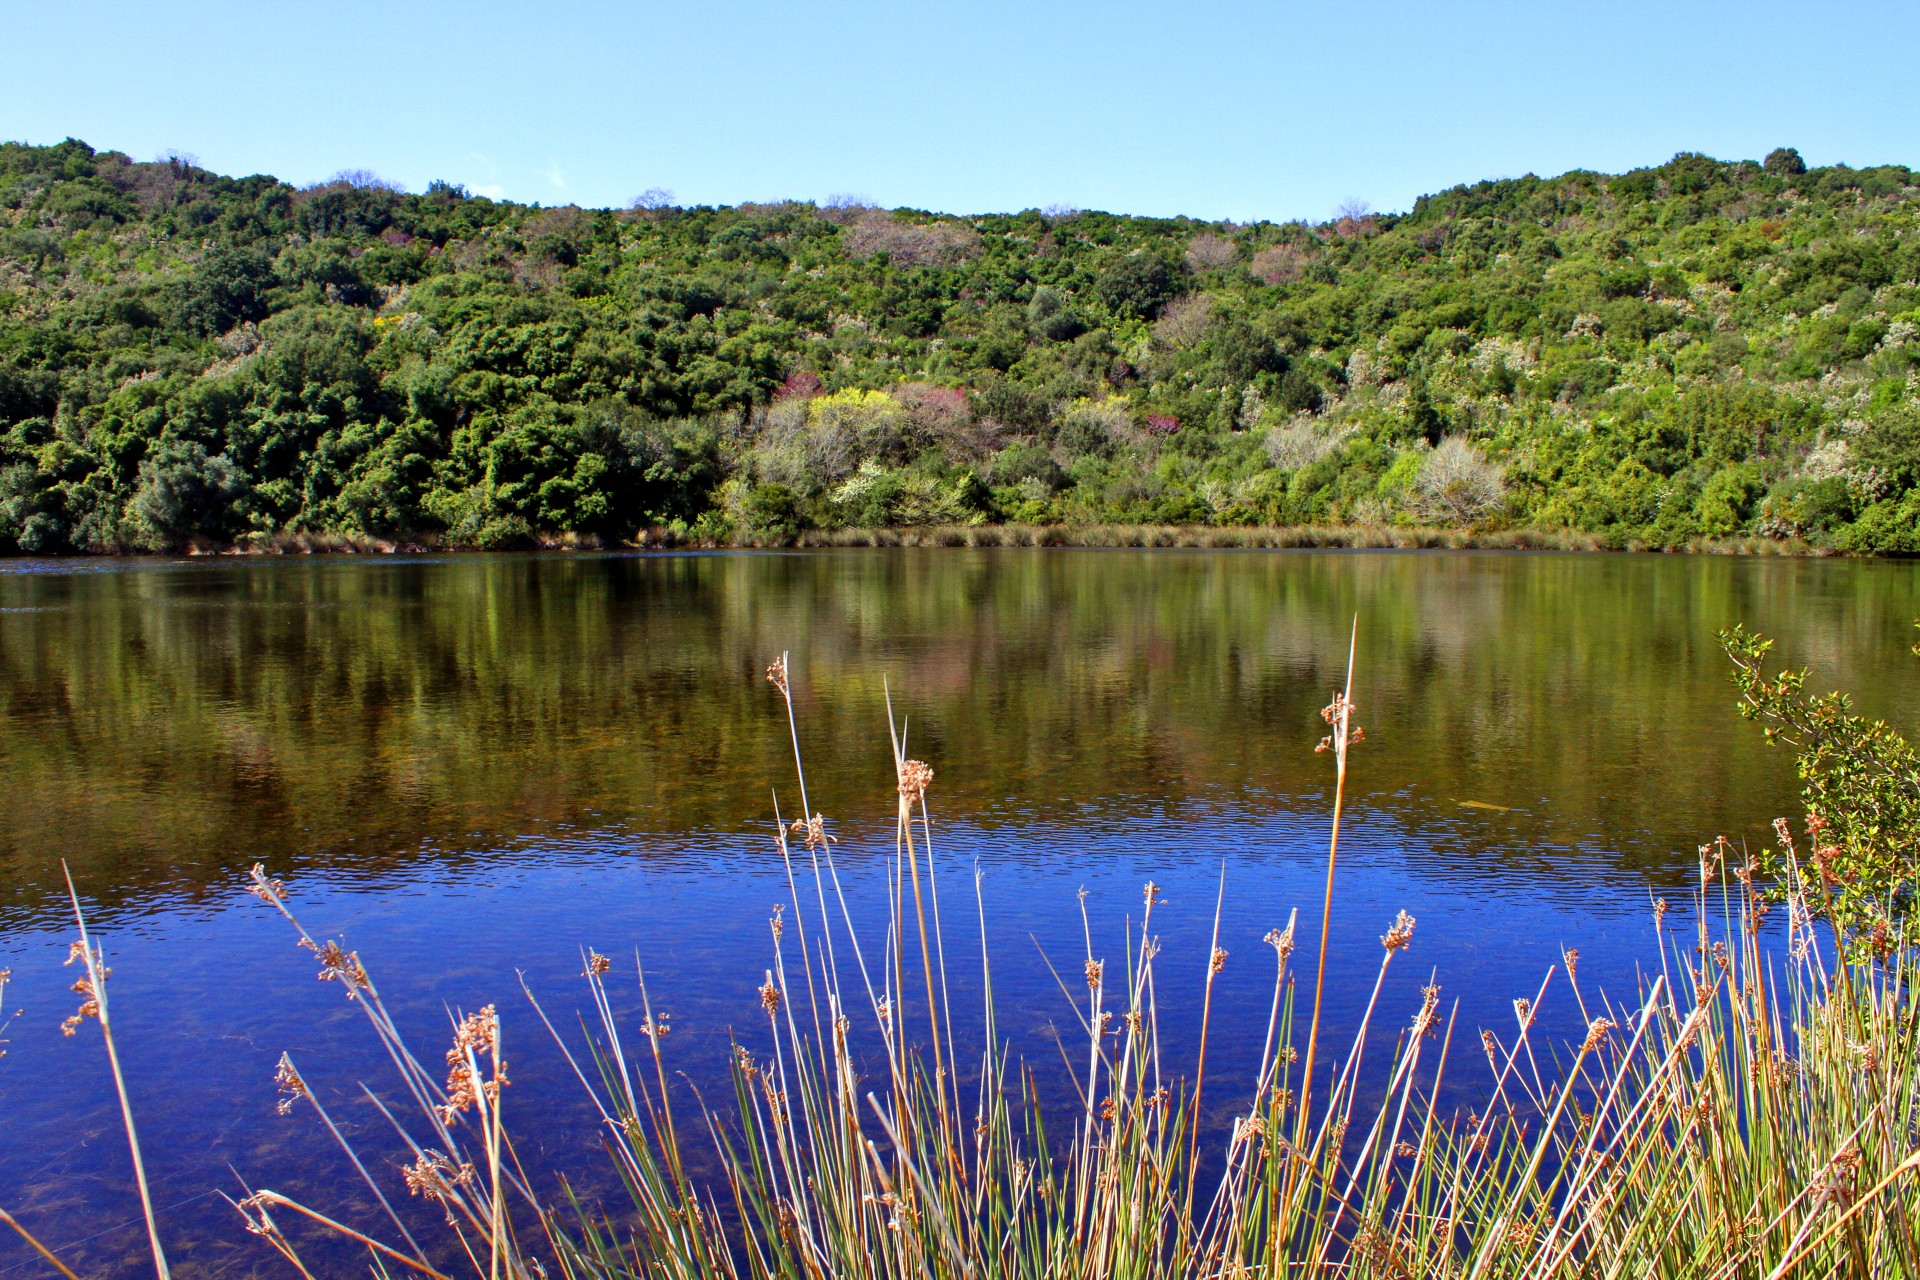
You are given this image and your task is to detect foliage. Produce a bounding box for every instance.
[1722,622,1920,953]
[3,137,1920,549]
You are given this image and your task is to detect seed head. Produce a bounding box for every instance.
[247,863,288,905]
[60,940,106,1036]
[584,951,611,977]
[308,939,371,998]
[765,655,789,697]
[273,1054,309,1116]
[897,759,934,802]
[1084,958,1103,990]
[1210,946,1229,975]
[404,1150,476,1219]
[1582,1017,1616,1052]
[1315,692,1364,754]
[439,1005,505,1123]
[1413,982,1441,1038]
[759,975,783,1015]
[1265,920,1297,964]
[789,813,835,851]
[1381,910,1416,953]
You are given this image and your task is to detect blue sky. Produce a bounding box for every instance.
[5,1,1916,221]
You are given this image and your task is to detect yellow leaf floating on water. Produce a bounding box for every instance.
[1457,800,1515,812]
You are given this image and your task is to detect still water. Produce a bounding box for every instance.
[0,549,1916,1276]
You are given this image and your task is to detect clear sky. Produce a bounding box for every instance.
[5,0,1916,221]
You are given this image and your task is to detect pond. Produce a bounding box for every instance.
[1,549,1916,1277]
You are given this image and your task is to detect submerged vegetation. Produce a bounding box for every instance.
[13,627,1920,1277]
[3,140,1920,551]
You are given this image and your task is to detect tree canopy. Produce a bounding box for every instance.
[2,139,1919,550]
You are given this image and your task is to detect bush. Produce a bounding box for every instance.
[1411,436,1506,524]
[1694,464,1766,535]
[126,440,251,549]
[743,481,802,541]
[1723,623,1920,953]
[1093,255,1176,321]
[1764,146,1808,176]
[172,245,274,336]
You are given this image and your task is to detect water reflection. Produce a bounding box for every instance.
[2,550,1915,921]
[0,549,1915,1277]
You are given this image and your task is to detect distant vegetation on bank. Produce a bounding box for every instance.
[2,138,1919,552]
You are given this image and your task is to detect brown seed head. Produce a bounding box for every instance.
[247,863,288,904]
[765,655,789,697]
[789,813,834,851]
[897,759,934,801]
[584,951,611,977]
[274,1054,309,1115]
[313,940,371,997]
[1084,958,1103,990]
[1210,945,1229,975]
[403,1150,476,1214]
[759,976,783,1015]
[1381,910,1416,953]
[1582,1017,1616,1052]
[1265,921,1297,964]
[1413,982,1441,1037]
[60,941,106,1036]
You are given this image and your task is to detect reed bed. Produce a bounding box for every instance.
[745,524,1822,555]
[33,647,1920,1280]
[179,522,1827,555]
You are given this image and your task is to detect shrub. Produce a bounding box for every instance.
[840,210,982,267]
[1764,146,1808,176]
[1724,623,1920,953]
[1183,232,1239,272]
[1411,436,1506,524]
[125,439,250,549]
[1094,254,1176,321]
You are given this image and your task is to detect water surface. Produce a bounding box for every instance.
[0,549,1915,1276]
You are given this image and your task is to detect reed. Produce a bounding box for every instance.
[36,646,1920,1280]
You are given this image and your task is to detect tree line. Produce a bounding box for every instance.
[1,139,1917,551]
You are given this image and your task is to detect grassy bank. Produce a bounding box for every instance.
[16,634,1920,1279]
[135,521,1829,557]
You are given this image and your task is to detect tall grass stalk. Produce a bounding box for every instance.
[44,646,1920,1278]
[62,863,172,1280]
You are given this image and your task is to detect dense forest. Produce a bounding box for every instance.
[2,138,1918,552]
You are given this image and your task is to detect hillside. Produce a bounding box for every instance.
[2,139,1918,552]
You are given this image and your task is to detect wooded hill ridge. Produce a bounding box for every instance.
[3,138,1918,552]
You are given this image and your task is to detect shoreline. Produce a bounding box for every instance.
[34,522,1848,558]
